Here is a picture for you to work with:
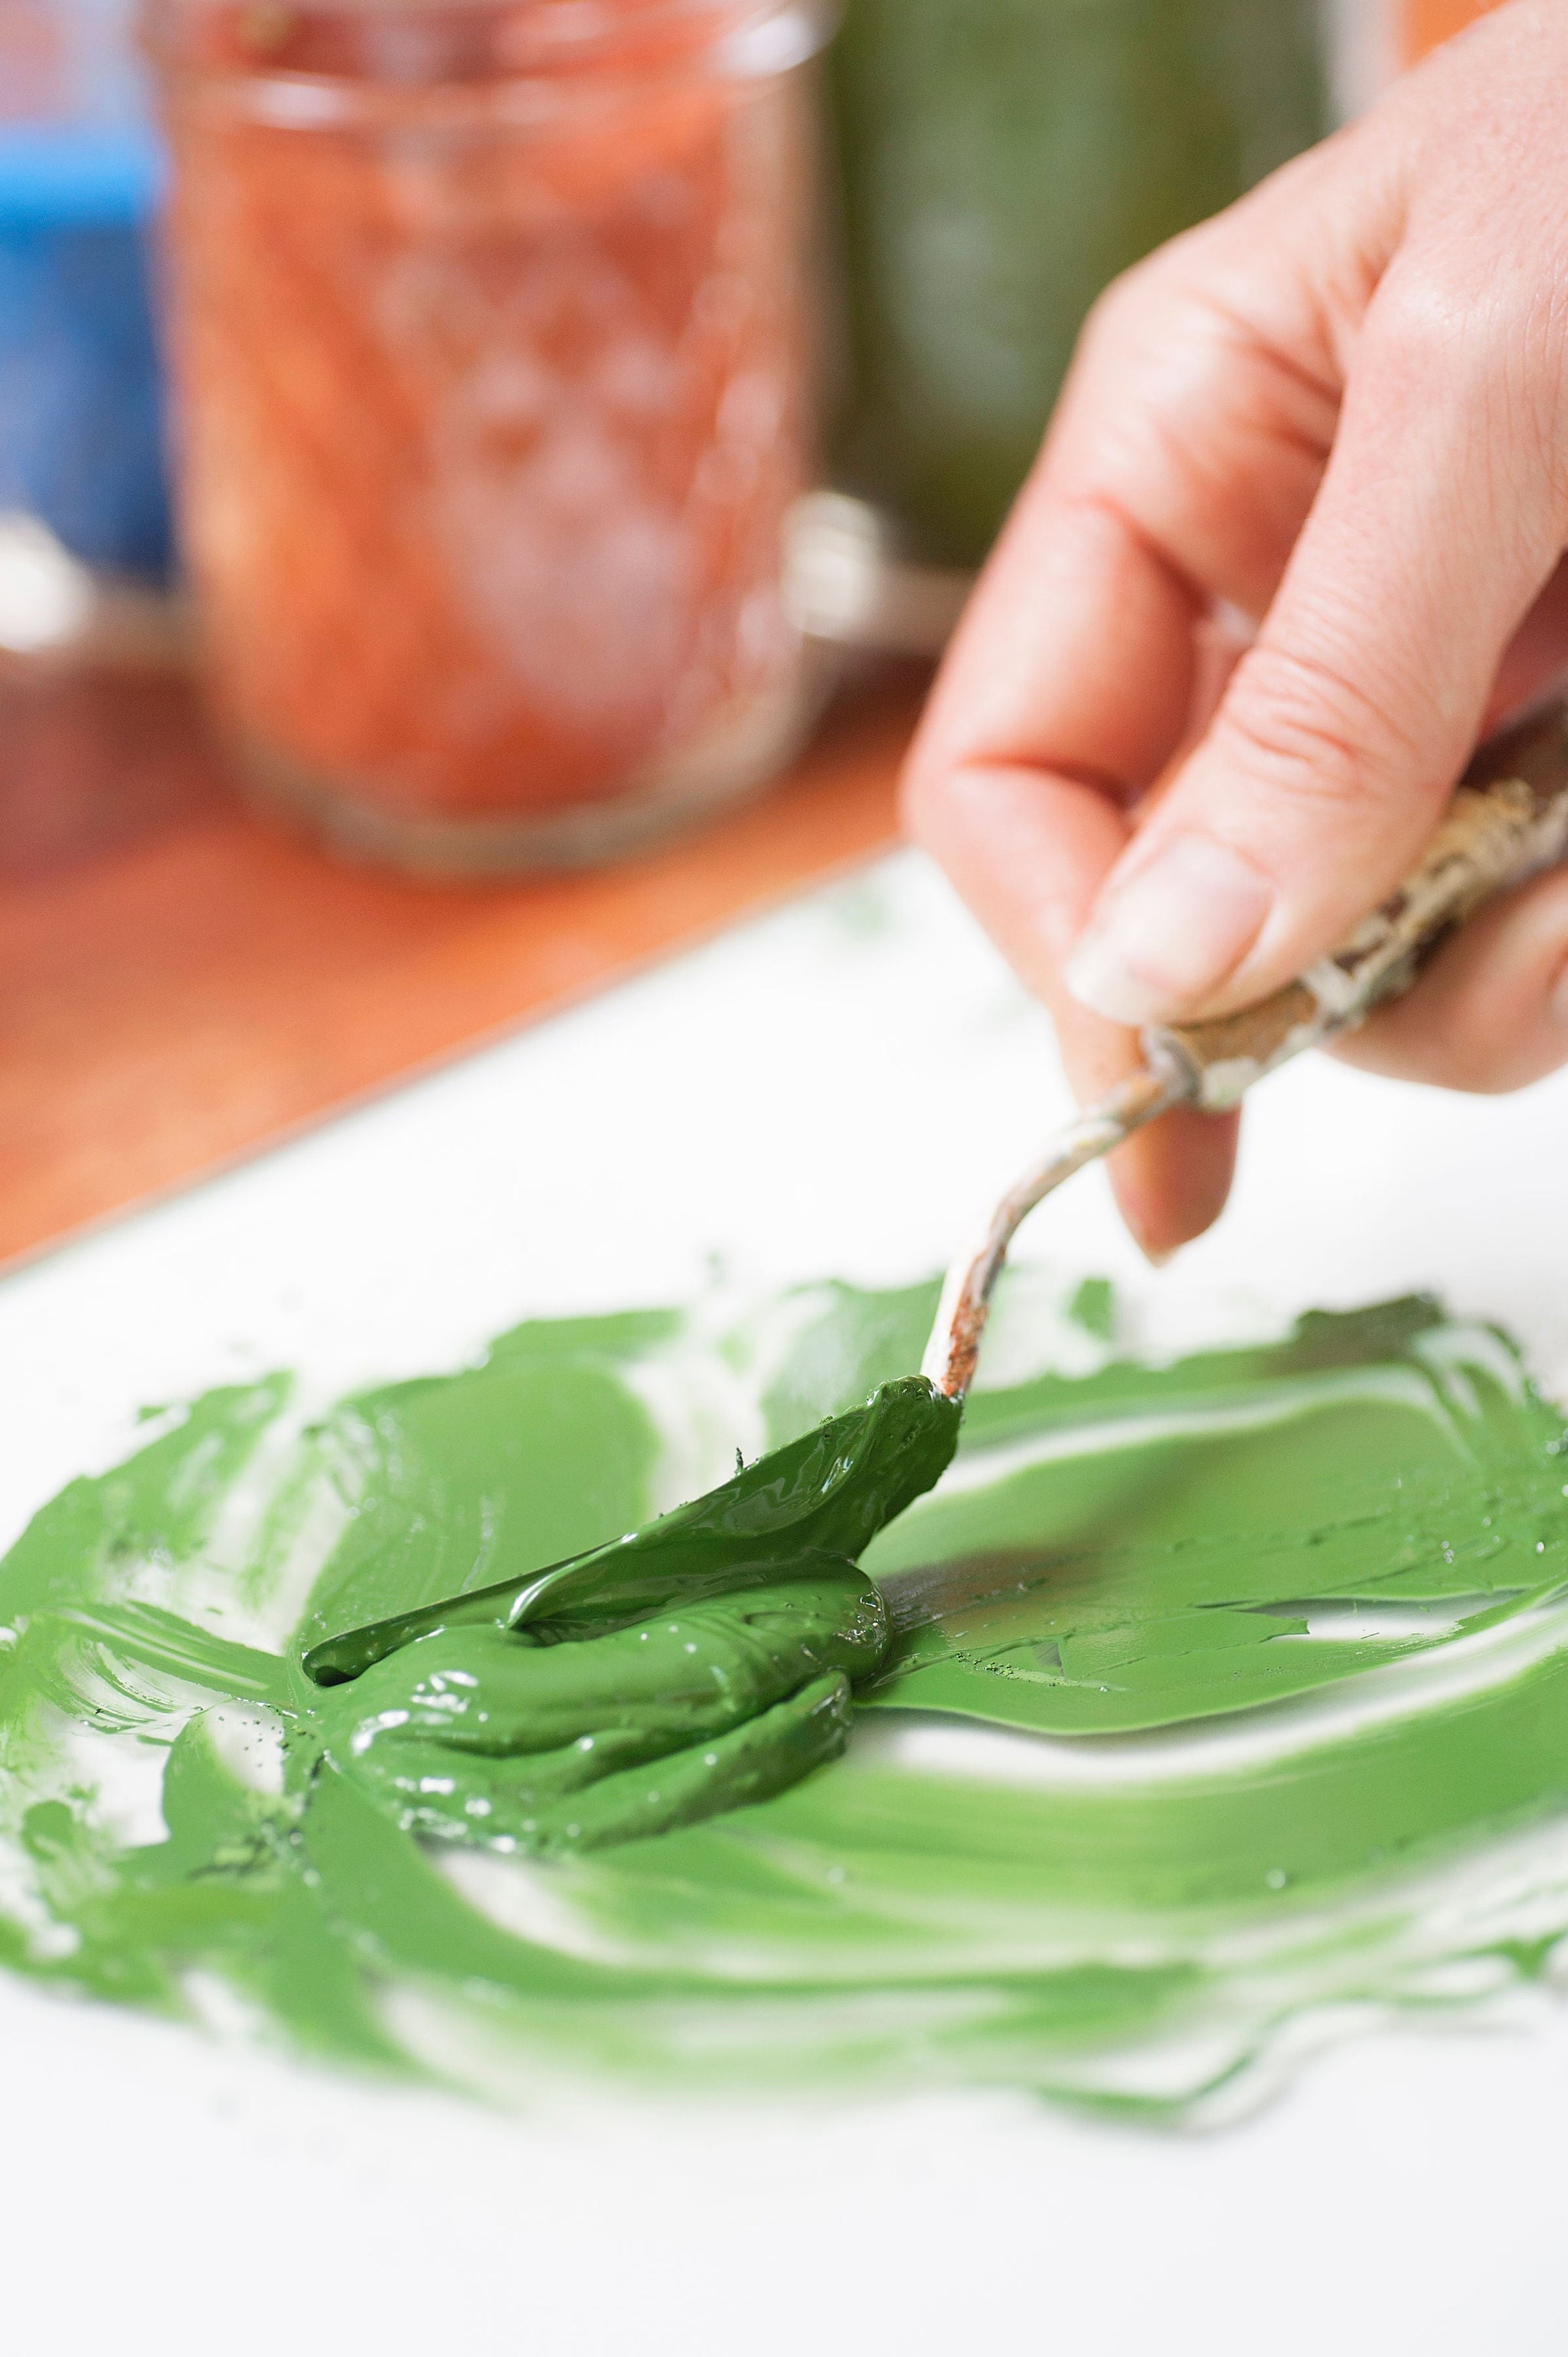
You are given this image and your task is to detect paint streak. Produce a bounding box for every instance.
[2,1277,1566,2119]
[299,1371,956,1853]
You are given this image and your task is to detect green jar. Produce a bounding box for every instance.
[828,0,1328,572]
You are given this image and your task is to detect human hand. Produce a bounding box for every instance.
[903,0,1568,1259]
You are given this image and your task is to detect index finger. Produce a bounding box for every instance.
[903,175,1355,1251]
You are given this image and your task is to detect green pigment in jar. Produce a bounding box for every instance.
[828,0,1328,570]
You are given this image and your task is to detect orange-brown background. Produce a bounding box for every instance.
[0,659,916,1270]
[1403,0,1508,60]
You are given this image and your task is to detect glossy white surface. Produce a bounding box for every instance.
[2,851,1564,2355]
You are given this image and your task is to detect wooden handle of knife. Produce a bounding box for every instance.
[1148,703,1568,1112]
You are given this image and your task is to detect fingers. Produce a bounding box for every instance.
[1063,247,1568,1030]
[907,21,1568,1260]
[903,485,1231,1252]
[1108,1103,1242,1264]
[904,198,1359,1254]
[1333,863,1568,1094]
[904,145,1393,1256]
[910,157,1357,824]
[909,753,1240,1257]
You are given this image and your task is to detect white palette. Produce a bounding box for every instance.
[2,852,1566,2355]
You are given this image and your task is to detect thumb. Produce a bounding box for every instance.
[1063,258,1568,1026]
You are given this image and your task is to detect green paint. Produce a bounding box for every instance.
[298,1372,956,1855]
[1067,1275,1116,1343]
[311,1577,884,1855]
[865,1296,1568,1738]
[2,1278,1567,2118]
[828,0,1326,564]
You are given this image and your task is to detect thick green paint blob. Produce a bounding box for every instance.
[2,1279,1567,2120]
[317,1570,888,1855]
[303,1372,954,1665]
[298,1371,954,1855]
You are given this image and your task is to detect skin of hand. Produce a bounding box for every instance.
[903,0,1568,1260]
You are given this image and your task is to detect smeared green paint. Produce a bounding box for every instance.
[2,1277,1566,2119]
[299,1373,956,1855]
[866,1295,1568,1737]
[312,1575,885,1855]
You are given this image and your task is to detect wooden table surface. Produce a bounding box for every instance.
[0,655,922,1270]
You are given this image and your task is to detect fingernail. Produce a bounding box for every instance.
[1063,835,1273,1025]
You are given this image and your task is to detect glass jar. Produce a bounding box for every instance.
[144,0,829,871]
[0,0,178,667]
[821,0,1328,617]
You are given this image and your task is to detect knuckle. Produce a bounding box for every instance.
[1071,277,1149,381]
[1080,255,1161,341]
[1212,639,1419,821]
[1365,266,1488,379]
[1371,257,1568,483]
[1076,234,1207,358]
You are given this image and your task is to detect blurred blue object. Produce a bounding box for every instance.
[0,120,172,580]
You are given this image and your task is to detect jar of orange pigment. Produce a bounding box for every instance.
[144,0,829,868]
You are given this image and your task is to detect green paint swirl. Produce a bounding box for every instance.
[313,1571,888,1855]
[296,1373,956,1855]
[2,1277,1566,2118]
